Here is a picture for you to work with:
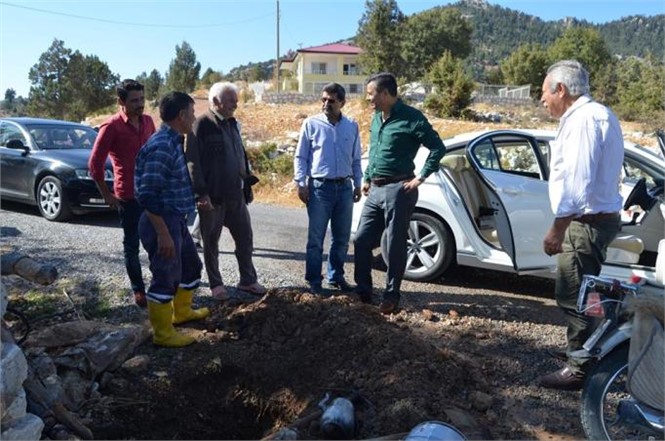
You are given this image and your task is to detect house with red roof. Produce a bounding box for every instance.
[279,42,366,95]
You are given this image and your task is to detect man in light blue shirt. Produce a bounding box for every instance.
[294,83,363,295]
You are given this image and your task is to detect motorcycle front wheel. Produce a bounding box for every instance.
[580,345,655,440]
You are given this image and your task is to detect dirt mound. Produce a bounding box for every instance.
[91,289,515,440]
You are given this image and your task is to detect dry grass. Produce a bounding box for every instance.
[88,95,660,207]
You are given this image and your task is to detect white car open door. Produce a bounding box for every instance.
[466,131,557,273]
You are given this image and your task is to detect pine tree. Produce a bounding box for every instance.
[547,27,613,96]
[401,7,473,81]
[145,69,164,101]
[27,39,72,119]
[27,39,117,121]
[356,0,405,77]
[425,51,475,118]
[165,41,201,93]
[500,43,550,98]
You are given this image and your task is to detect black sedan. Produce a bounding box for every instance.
[0,117,113,221]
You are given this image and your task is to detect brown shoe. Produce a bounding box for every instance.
[379,300,398,315]
[134,291,147,308]
[537,366,584,390]
[211,285,229,301]
[237,282,267,295]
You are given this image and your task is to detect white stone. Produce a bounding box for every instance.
[1,283,7,318]
[0,343,28,408]
[2,388,26,425]
[1,413,44,441]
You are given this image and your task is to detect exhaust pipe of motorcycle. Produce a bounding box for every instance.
[617,399,665,433]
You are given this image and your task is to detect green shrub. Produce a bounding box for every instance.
[245,143,293,178]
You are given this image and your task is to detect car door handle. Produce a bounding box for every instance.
[500,187,520,196]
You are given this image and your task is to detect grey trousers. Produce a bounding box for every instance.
[353,182,418,303]
[199,198,257,289]
[556,215,621,374]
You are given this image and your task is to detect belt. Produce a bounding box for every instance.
[575,212,620,224]
[370,175,414,187]
[312,176,350,184]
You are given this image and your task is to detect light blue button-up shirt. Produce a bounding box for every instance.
[293,113,363,189]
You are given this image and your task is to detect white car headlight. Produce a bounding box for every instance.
[75,169,113,181]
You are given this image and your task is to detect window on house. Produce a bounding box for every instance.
[311,62,327,75]
[343,64,358,75]
[348,84,360,94]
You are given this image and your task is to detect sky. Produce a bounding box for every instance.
[1,0,663,97]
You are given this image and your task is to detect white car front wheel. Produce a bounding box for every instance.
[380,212,455,282]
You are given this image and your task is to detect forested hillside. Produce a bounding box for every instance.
[231,0,664,81]
[448,0,664,67]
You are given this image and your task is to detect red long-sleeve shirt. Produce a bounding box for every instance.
[88,111,156,200]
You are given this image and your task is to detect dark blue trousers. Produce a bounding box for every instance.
[139,212,203,304]
[353,182,418,304]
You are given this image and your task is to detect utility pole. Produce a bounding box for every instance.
[275,0,280,92]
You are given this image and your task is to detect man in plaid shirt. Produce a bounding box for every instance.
[135,92,209,347]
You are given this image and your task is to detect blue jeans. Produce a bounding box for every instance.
[119,199,145,293]
[305,179,353,286]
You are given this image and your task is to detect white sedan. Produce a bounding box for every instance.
[352,129,665,284]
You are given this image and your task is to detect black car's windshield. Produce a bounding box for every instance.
[26,124,97,150]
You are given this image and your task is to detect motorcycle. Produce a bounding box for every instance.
[576,144,664,440]
[576,271,664,440]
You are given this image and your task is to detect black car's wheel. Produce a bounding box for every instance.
[36,176,72,222]
[380,212,455,282]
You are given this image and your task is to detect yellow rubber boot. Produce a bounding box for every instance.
[173,287,210,325]
[148,301,195,347]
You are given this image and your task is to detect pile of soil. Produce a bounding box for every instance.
[91,289,519,440]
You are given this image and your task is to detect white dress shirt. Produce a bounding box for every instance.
[548,95,624,218]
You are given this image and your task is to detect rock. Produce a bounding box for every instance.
[470,391,493,411]
[107,378,129,394]
[1,283,7,318]
[61,370,89,406]
[285,130,301,140]
[121,355,150,373]
[421,309,435,321]
[0,413,44,441]
[1,388,26,425]
[0,343,28,415]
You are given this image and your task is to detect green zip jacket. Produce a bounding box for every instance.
[364,99,446,182]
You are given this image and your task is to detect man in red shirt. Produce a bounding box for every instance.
[89,79,156,307]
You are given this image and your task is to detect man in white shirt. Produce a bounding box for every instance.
[538,60,623,390]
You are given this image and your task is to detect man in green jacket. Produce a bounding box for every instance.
[354,72,446,314]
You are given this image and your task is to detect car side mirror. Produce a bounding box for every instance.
[6,139,29,154]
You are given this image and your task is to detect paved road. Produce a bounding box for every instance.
[1,200,560,325]
[1,201,309,292]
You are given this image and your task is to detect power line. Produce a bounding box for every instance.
[0,1,274,29]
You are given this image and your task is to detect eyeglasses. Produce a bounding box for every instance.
[321,97,338,104]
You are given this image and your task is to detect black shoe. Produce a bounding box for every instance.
[537,366,584,390]
[308,284,324,296]
[547,348,568,362]
[379,300,398,315]
[354,289,373,304]
[328,280,354,292]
